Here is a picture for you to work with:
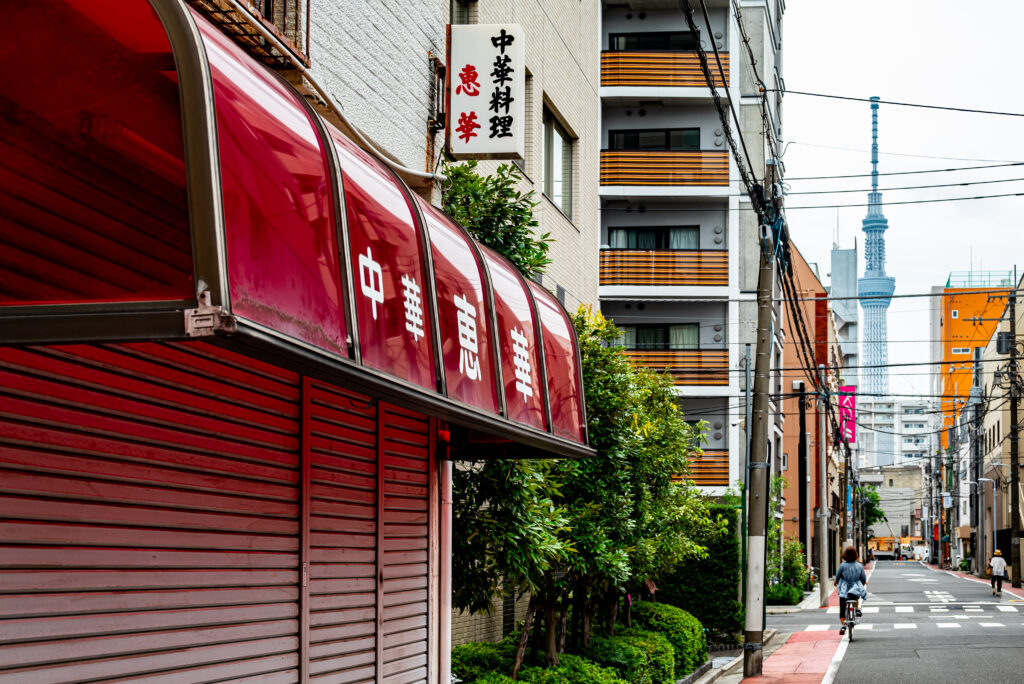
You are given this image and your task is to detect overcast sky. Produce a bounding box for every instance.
[782,1,1024,396]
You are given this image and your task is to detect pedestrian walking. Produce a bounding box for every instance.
[989,549,1008,596]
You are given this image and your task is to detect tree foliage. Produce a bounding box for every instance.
[441,160,551,277]
[858,485,886,528]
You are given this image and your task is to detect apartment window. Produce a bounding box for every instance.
[889,479,894,487]
[952,347,970,355]
[951,310,959,319]
[609,128,700,151]
[543,110,573,218]
[608,226,699,250]
[616,324,699,351]
[608,31,698,52]
[452,0,472,24]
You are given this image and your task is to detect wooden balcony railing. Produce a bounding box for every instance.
[600,249,728,286]
[674,449,729,487]
[601,51,729,88]
[624,350,728,385]
[600,150,729,186]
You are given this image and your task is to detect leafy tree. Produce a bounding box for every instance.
[441,160,552,277]
[765,475,787,584]
[858,485,885,528]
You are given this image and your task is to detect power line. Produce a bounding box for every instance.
[785,140,1024,164]
[786,190,1024,210]
[786,162,1024,182]
[786,176,1024,196]
[767,89,1024,119]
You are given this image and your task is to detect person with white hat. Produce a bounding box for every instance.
[989,549,1007,596]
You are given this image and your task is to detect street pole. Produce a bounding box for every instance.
[1009,291,1020,587]
[741,343,751,611]
[818,365,829,607]
[742,232,774,678]
[798,381,809,568]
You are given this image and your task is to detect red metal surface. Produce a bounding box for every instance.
[195,10,348,357]
[529,283,585,442]
[331,130,437,392]
[479,247,547,432]
[0,0,193,305]
[416,197,499,413]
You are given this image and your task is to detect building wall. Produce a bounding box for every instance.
[601,7,728,51]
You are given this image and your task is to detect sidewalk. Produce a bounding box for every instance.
[942,566,1024,600]
[743,630,843,684]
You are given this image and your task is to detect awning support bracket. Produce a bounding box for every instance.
[185,290,237,337]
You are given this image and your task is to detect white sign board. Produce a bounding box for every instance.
[446,24,525,160]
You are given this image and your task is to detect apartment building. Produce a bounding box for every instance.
[598,0,785,493]
[856,397,938,468]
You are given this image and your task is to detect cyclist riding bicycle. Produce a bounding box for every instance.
[836,546,867,635]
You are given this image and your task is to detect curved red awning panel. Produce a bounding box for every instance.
[332,131,438,392]
[0,0,193,306]
[480,247,548,432]
[529,282,585,443]
[417,197,500,414]
[196,12,349,358]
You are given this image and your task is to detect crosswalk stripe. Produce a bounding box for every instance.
[895,606,914,613]
[806,624,832,631]
[894,623,916,629]
[855,623,873,630]
[980,623,1004,627]
[936,623,961,628]
[997,606,1018,612]
[826,607,839,614]
[861,607,879,614]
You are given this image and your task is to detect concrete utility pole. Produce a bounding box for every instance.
[742,229,775,678]
[1009,291,1020,587]
[797,381,810,568]
[818,365,829,607]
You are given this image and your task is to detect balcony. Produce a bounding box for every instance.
[600,249,728,287]
[601,51,728,88]
[600,150,729,186]
[624,350,728,385]
[674,449,729,487]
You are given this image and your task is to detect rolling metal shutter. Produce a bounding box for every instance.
[0,342,436,683]
[0,342,303,682]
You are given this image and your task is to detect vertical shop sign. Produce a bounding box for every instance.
[838,386,856,444]
[447,24,525,159]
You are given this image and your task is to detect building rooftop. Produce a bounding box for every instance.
[945,271,1015,288]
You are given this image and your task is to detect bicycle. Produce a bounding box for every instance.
[844,598,859,641]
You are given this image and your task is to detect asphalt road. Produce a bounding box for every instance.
[766,560,1024,683]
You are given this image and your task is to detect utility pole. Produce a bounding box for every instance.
[1010,291,1020,587]
[741,344,752,611]
[742,226,775,678]
[797,381,809,568]
[818,365,829,607]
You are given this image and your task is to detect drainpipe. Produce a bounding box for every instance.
[440,460,453,684]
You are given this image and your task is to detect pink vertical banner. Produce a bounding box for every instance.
[839,386,856,443]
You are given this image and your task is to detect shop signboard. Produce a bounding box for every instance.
[447,23,526,160]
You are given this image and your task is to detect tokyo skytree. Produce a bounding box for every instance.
[857,97,895,396]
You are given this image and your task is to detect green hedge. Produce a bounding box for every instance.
[585,630,675,684]
[518,654,628,684]
[657,503,743,641]
[451,641,514,682]
[766,583,803,605]
[632,601,707,675]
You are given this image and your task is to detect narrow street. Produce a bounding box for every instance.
[763,561,1024,683]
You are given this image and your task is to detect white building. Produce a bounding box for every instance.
[857,397,938,468]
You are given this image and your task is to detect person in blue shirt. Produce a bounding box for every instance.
[835,546,868,635]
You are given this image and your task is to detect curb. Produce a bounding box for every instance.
[766,588,822,614]
[692,629,780,684]
[676,660,713,684]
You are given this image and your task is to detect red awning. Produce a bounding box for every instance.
[0,0,590,457]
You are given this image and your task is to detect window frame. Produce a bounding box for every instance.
[607,225,700,251]
[617,323,700,351]
[607,31,698,52]
[543,109,573,219]
[608,127,701,152]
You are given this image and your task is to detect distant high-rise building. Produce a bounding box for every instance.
[858,97,895,397]
[830,243,858,385]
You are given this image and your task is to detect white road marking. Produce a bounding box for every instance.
[805,624,832,631]
[854,623,873,630]
[980,622,1004,627]
[998,606,1018,612]
[861,607,879,613]
[895,606,914,613]
[822,632,850,684]
[894,623,916,629]
[936,622,961,628]
[827,607,839,614]
[965,608,984,613]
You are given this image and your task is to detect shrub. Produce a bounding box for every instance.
[586,630,674,684]
[657,504,743,641]
[765,583,803,605]
[473,674,516,684]
[451,641,514,682]
[518,654,628,684]
[632,601,708,675]
[782,538,808,588]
